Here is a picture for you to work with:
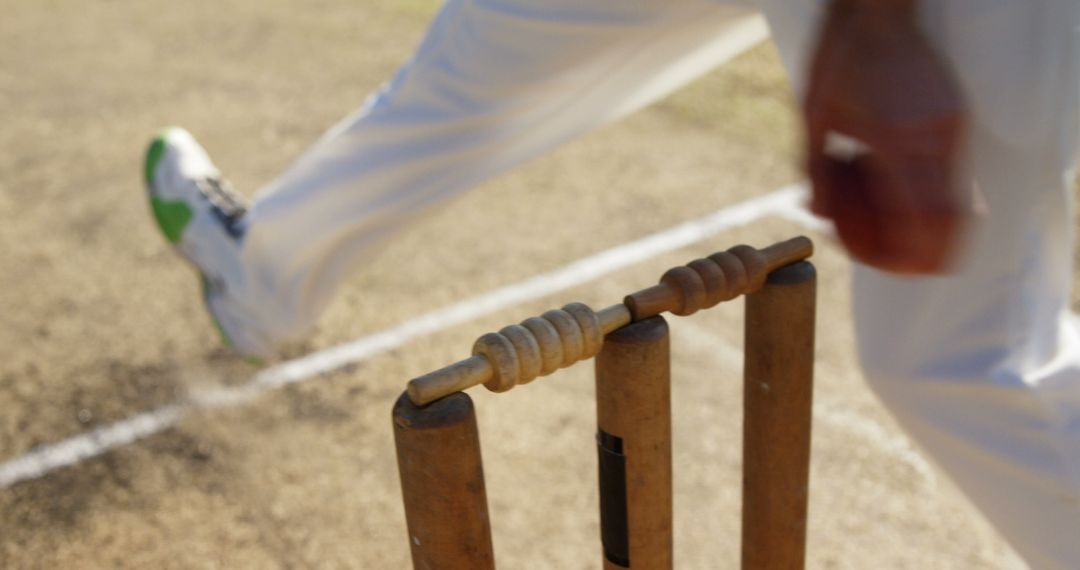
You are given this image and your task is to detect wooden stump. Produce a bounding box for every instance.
[741,261,816,570]
[393,392,495,570]
[595,316,673,569]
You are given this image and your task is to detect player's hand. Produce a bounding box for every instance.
[804,0,969,274]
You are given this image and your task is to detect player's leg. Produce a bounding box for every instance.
[153,0,766,354]
[762,1,1080,567]
[852,143,1080,570]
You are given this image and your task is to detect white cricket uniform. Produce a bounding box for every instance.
[235,1,1080,566]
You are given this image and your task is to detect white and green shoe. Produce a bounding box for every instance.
[144,127,271,359]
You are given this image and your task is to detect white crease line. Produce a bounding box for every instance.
[0,406,187,488]
[813,400,937,485]
[0,185,816,489]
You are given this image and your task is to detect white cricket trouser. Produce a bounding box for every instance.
[237,0,1080,566]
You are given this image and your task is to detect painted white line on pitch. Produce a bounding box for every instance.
[0,185,817,489]
[813,400,937,485]
[0,406,187,489]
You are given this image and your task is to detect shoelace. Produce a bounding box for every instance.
[196,176,248,238]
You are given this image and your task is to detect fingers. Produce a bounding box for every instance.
[809,151,966,274]
[810,154,892,269]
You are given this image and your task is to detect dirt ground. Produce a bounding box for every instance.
[0,1,1039,568]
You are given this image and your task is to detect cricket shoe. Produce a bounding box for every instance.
[144,127,273,359]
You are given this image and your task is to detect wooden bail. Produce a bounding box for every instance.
[741,261,816,570]
[595,316,673,569]
[406,237,813,406]
[392,392,495,570]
